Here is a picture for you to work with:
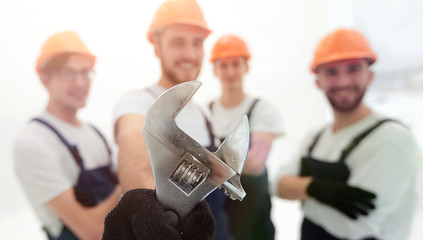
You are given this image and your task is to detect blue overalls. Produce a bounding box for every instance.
[210,99,275,240]
[33,118,118,240]
[300,119,395,240]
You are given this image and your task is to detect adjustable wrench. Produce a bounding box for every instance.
[143,81,249,219]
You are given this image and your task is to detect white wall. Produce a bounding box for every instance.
[0,0,421,239]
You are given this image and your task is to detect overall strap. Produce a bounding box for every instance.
[205,115,216,149]
[89,124,112,156]
[307,129,325,156]
[208,101,214,112]
[32,118,84,168]
[197,106,217,149]
[246,98,260,120]
[245,98,261,150]
[339,119,396,163]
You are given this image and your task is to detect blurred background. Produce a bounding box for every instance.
[1,0,422,239]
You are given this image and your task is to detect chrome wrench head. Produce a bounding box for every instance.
[143,81,249,219]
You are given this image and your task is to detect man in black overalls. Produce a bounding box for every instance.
[209,34,285,240]
[14,31,121,239]
[274,28,420,239]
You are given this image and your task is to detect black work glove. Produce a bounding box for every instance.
[306,179,377,220]
[102,188,215,240]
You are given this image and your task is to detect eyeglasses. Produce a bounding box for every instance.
[53,68,95,82]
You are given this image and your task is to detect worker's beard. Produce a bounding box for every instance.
[326,86,366,112]
[161,60,201,85]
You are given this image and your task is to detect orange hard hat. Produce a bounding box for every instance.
[310,28,377,73]
[210,34,251,62]
[147,0,211,43]
[36,31,95,73]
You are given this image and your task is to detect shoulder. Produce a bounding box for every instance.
[361,118,420,162]
[14,120,58,149]
[367,113,412,138]
[117,89,155,104]
[113,87,158,122]
[373,120,416,145]
[250,97,280,115]
[347,118,421,175]
[13,120,64,168]
[248,96,285,133]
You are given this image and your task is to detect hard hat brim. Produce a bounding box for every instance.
[311,52,377,73]
[36,51,96,73]
[147,22,211,44]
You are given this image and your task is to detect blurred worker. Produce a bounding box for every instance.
[272,28,420,239]
[13,31,121,240]
[103,0,220,239]
[208,34,284,240]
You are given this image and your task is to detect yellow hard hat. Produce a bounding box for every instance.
[36,31,95,73]
[147,0,211,43]
[310,28,377,73]
[210,34,251,62]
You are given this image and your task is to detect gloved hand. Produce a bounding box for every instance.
[102,188,215,240]
[306,179,377,220]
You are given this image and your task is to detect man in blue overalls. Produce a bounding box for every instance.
[272,28,420,239]
[14,31,122,239]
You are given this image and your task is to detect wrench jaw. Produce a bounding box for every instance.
[143,81,202,158]
[145,132,236,218]
[214,116,250,201]
[144,81,249,219]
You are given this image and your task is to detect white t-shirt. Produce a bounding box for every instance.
[113,84,213,150]
[209,96,285,140]
[271,112,420,239]
[13,112,114,237]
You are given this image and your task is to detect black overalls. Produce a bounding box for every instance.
[300,119,394,240]
[211,99,275,240]
[33,118,118,240]
[202,111,232,240]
